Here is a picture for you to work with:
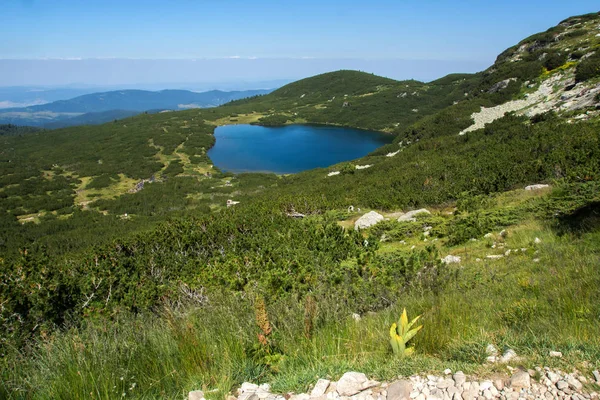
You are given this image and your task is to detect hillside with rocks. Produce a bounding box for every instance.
[1,11,600,400]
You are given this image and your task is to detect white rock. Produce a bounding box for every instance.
[567,376,583,391]
[479,381,493,391]
[486,344,498,356]
[593,370,600,384]
[510,371,530,389]
[386,150,400,157]
[241,383,259,392]
[327,171,340,177]
[486,255,504,260]
[387,380,413,400]
[442,255,461,264]
[525,184,550,191]
[549,351,562,358]
[547,372,561,384]
[311,379,331,397]
[444,369,452,375]
[397,209,431,222]
[500,348,517,363]
[354,211,385,230]
[556,381,569,390]
[355,164,372,170]
[337,372,369,396]
[453,372,466,387]
[351,313,361,321]
[534,237,542,244]
[189,390,205,400]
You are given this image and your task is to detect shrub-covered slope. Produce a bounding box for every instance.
[1,12,600,399]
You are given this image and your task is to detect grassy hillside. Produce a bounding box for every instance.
[1,11,600,400]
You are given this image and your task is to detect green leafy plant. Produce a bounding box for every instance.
[389,308,422,357]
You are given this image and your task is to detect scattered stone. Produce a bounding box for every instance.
[534,237,542,244]
[510,371,531,389]
[442,255,461,264]
[499,230,508,238]
[337,372,369,396]
[525,184,550,191]
[189,390,205,400]
[241,383,259,392]
[387,380,412,400]
[444,369,452,375]
[355,164,372,170]
[397,209,431,222]
[354,211,385,230]
[327,171,340,177]
[311,379,331,397]
[484,233,494,238]
[557,381,569,390]
[567,376,583,391]
[486,255,504,260]
[227,199,240,207]
[549,351,563,358]
[486,344,499,356]
[592,370,600,384]
[500,349,518,363]
[453,372,466,387]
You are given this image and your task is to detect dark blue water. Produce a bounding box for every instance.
[208,124,393,174]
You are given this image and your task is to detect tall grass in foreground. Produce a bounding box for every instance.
[2,221,600,399]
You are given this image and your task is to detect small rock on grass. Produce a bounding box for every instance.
[189,391,205,400]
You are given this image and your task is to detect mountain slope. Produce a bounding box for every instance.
[2,11,600,399]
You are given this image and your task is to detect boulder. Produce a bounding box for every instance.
[354,211,385,230]
[397,209,431,222]
[386,380,412,400]
[525,184,550,191]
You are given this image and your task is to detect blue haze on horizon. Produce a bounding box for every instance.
[1,0,598,86]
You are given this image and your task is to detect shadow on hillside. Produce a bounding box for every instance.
[554,201,600,235]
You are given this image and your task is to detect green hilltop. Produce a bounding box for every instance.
[1,11,600,399]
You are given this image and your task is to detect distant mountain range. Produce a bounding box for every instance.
[0,88,272,128]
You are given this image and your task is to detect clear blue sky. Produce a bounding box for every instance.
[1,0,598,85]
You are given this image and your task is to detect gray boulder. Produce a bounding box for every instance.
[354,211,384,230]
[397,209,431,222]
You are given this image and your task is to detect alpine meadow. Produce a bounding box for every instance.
[1,8,600,400]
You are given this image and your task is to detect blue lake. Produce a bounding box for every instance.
[208,124,393,174]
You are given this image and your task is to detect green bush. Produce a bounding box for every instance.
[575,52,600,82]
[543,52,567,71]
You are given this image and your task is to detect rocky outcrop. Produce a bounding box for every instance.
[354,211,384,230]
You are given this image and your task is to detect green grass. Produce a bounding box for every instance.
[2,197,600,399]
